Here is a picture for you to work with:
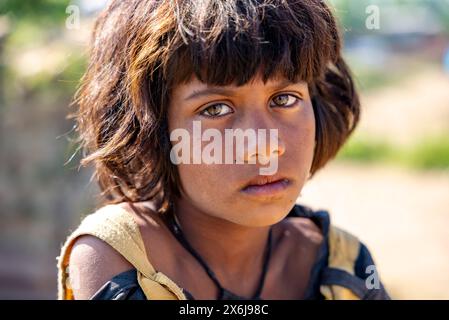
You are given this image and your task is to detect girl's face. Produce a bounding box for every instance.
[168,73,315,227]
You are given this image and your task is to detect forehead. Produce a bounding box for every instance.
[171,72,307,99]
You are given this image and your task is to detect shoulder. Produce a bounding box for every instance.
[69,233,134,299]
[322,224,391,299]
[275,204,326,262]
[280,216,324,249]
[68,201,162,300]
[280,203,328,247]
[287,204,391,299]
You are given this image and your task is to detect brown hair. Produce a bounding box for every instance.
[70,0,360,212]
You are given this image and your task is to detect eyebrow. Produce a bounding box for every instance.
[184,79,297,101]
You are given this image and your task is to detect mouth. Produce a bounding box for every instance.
[240,175,292,198]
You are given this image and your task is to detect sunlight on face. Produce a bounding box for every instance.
[168,73,316,227]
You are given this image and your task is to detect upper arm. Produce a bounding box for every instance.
[68,235,134,300]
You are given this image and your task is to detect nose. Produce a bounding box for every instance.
[237,118,286,165]
[245,130,285,164]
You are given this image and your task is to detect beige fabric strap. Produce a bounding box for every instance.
[319,225,362,300]
[56,204,187,300]
[320,284,360,300]
[327,225,361,275]
[57,205,362,300]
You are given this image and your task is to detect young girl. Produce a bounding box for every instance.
[57,0,391,300]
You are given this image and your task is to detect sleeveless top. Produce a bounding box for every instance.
[56,203,391,300]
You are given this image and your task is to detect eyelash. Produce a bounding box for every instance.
[199,93,302,118]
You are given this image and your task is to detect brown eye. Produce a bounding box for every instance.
[200,104,233,118]
[270,94,299,108]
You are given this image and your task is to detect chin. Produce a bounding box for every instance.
[232,202,293,227]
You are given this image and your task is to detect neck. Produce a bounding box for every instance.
[171,196,272,285]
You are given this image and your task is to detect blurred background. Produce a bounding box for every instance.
[0,0,448,299]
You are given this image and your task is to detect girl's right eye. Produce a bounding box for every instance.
[199,104,233,118]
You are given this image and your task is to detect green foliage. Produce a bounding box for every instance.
[329,0,449,35]
[1,0,86,103]
[337,135,449,170]
[408,138,449,170]
[337,137,395,163]
[0,0,70,24]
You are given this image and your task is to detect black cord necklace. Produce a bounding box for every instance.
[164,212,273,300]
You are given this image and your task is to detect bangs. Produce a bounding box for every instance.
[162,0,340,88]
[75,0,359,207]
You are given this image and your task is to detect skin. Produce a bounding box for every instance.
[69,72,324,300]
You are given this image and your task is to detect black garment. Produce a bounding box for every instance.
[90,204,391,300]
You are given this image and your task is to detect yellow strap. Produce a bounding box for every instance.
[56,204,187,300]
[57,206,362,300]
[320,285,360,300]
[138,272,186,300]
[327,225,361,275]
[319,225,362,300]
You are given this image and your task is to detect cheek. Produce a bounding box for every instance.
[167,105,221,208]
[286,101,316,163]
[302,104,316,160]
[176,162,231,214]
[177,163,209,195]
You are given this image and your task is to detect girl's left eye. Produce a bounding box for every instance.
[270,94,300,108]
[199,103,233,118]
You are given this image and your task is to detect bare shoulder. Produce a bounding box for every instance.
[68,202,173,299]
[280,216,324,247]
[69,234,134,300]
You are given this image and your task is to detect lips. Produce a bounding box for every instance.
[242,174,289,188]
[240,175,291,198]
